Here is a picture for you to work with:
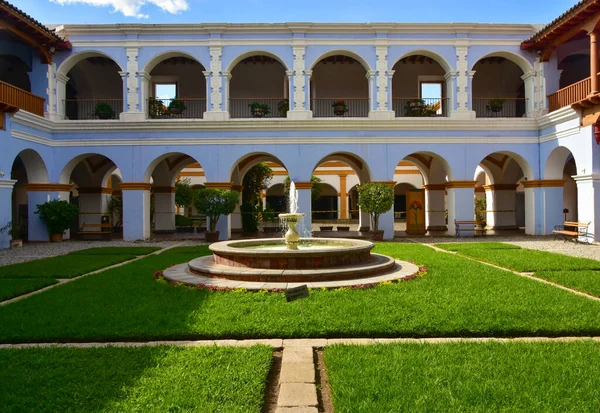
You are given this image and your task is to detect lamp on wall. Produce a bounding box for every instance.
[594,121,600,145]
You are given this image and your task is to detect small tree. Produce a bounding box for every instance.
[193,188,239,233]
[474,197,487,224]
[357,183,394,232]
[175,178,194,210]
[241,163,272,232]
[35,200,79,235]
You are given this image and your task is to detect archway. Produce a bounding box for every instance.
[228,53,288,118]
[310,52,369,117]
[147,54,207,119]
[544,146,579,224]
[391,53,450,117]
[472,56,526,117]
[0,55,31,91]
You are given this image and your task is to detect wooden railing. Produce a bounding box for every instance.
[0,80,45,117]
[548,76,591,112]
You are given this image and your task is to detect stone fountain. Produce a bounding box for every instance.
[162,181,418,288]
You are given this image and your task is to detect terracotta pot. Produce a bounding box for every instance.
[320,226,333,231]
[204,231,220,243]
[333,105,346,116]
[50,233,63,242]
[263,226,279,233]
[252,108,265,118]
[336,226,350,231]
[370,230,384,241]
[10,239,23,248]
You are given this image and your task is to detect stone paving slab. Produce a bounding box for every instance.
[280,361,315,384]
[282,347,314,364]
[275,408,319,413]
[277,383,318,408]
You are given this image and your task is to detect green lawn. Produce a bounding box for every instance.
[0,345,272,413]
[0,254,137,279]
[69,247,161,256]
[2,244,600,342]
[324,341,600,412]
[436,242,600,272]
[534,270,600,297]
[0,278,58,301]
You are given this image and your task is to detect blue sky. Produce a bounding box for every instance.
[16,0,576,25]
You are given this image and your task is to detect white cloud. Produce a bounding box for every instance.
[50,0,189,18]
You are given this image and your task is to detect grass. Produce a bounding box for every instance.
[534,270,600,297]
[0,345,273,413]
[0,254,137,279]
[0,278,58,301]
[2,243,600,342]
[436,242,600,272]
[324,341,600,412]
[68,247,161,256]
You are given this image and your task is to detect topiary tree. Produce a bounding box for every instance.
[35,200,79,236]
[193,188,239,233]
[175,177,194,209]
[357,183,394,232]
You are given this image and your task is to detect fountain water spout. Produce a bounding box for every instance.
[278,181,305,250]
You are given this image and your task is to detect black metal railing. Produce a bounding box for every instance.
[310,98,369,117]
[229,98,287,118]
[64,99,123,120]
[147,98,206,119]
[473,98,527,118]
[392,98,449,117]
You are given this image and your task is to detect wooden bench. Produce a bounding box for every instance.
[454,220,486,237]
[552,221,591,243]
[77,223,112,240]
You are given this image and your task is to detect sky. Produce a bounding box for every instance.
[14,0,578,25]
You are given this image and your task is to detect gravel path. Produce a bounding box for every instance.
[421,236,600,261]
[0,240,205,266]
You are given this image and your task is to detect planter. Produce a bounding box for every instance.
[176,226,195,233]
[97,113,113,120]
[263,226,279,233]
[242,231,260,238]
[10,239,23,248]
[333,106,346,116]
[49,233,63,242]
[170,107,183,115]
[205,231,220,243]
[252,108,266,118]
[336,226,350,231]
[320,226,333,231]
[370,230,384,241]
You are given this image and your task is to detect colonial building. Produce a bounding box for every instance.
[1,0,599,246]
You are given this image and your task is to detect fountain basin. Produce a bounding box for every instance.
[206,238,374,269]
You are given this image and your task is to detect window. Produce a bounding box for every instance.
[155,83,177,105]
[420,82,443,115]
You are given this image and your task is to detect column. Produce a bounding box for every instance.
[366,69,377,116]
[230,184,243,232]
[120,47,145,121]
[288,46,312,120]
[590,31,599,95]
[424,184,447,231]
[77,187,112,227]
[121,183,151,241]
[522,180,565,235]
[0,180,16,249]
[55,72,69,120]
[574,174,600,241]
[371,46,395,120]
[204,182,234,241]
[137,71,152,118]
[521,71,537,117]
[484,184,518,230]
[153,186,176,233]
[204,46,228,121]
[450,45,476,120]
[446,181,476,236]
[444,71,458,116]
[339,174,348,219]
[26,184,73,241]
[294,182,313,237]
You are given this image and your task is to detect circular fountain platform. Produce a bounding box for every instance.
[162,238,420,289]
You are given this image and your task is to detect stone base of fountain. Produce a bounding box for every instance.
[162,237,420,289]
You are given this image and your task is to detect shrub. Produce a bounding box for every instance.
[357,183,394,231]
[175,178,194,208]
[93,102,115,119]
[35,200,79,235]
[175,214,192,227]
[193,189,239,232]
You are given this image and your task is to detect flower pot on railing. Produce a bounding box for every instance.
[332,100,348,116]
[249,102,270,118]
[486,99,505,113]
[168,98,186,115]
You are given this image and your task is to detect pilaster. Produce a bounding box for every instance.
[574,174,600,241]
[446,181,476,236]
[423,183,447,231]
[120,182,151,241]
[204,46,229,121]
[119,47,144,121]
[0,180,17,249]
[451,46,476,120]
[288,46,312,120]
[294,182,313,237]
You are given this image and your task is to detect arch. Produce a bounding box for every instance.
[476,151,534,182]
[12,149,49,183]
[403,151,454,183]
[392,49,452,73]
[144,152,201,186]
[470,51,533,74]
[142,50,208,74]
[225,50,289,73]
[57,50,124,77]
[59,153,120,185]
[543,146,578,180]
[312,152,373,184]
[229,152,289,184]
[308,49,372,71]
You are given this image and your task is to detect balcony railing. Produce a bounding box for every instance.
[473,98,527,118]
[0,80,45,117]
[229,98,287,118]
[64,99,123,120]
[548,77,592,112]
[311,98,369,117]
[148,98,206,119]
[392,98,449,117]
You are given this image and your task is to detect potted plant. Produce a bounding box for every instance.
[262,205,279,233]
[148,98,167,119]
[474,197,487,231]
[93,101,115,120]
[168,98,187,115]
[332,99,348,116]
[193,188,239,243]
[175,214,194,233]
[337,219,350,232]
[0,218,24,248]
[404,98,430,117]
[35,199,79,242]
[277,99,289,117]
[357,183,394,241]
[486,99,505,113]
[249,102,270,118]
[241,201,260,237]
